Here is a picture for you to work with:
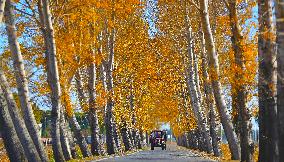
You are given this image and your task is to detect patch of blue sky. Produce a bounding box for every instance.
[0,24,7,53]
[143,0,158,38]
[242,5,258,40]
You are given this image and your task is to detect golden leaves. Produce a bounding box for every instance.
[62,90,74,117]
[96,82,107,107]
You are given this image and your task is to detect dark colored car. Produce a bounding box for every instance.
[150,130,167,150]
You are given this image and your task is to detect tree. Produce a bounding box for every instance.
[4,0,48,161]
[104,24,116,154]
[38,0,65,160]
[0,87,27,162]
[71,70,92,157]
[88,62,101,155]
[258,0,279,161]
[184,26,213,153]
[200,31,220,157]
[0,69,41,162]
[198,0,240,159]
[0,0,5,22]
[276,0,284,161]
[224,0,253,161]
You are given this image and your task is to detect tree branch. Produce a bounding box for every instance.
[0,0,5,22]
[222,0,230,9]
[188,0,202,12]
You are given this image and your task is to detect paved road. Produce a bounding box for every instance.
[95,143,215,162]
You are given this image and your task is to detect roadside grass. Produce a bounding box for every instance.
[175,142,259,162]
[0,139,9,162]
[0,139,148,162]
[220,143,259,162]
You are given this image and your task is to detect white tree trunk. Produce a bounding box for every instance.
[0,0,5,22]
[276,0,284,161]
[200,32,220,157]
[4,0,48,161]
[38,0,65,161]
[185,27,213,153]
[75,70,87,111]
[226,1,253,161]
[0,69,41,162]
[258,0,279,161]
[59,108,72,161]
[0,87,27,162]
[104,23,116,154]
[88,63,101,156]
[199,0,240,159]
[69,114,91,157]
[73,70,92,157]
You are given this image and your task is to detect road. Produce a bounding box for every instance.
[95,142,215,162]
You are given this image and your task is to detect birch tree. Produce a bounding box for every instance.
[88,63,101,156]
[59,110,72,160]
[276,0,284,161]
[184,27,213,153]
[223,0,253,161]
[258,0,279,161]
[200,32,220,157]
[104,18,116,155]
[0,87,27,162]
[38,0,65,160]
[73,70,92,157]
[4,0,48,161]
[0,0,4,22]
[198,0,240,159]
[0,69,41,162]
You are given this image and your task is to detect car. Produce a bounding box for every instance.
[150,130,167,150]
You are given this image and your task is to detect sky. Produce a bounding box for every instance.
[144,0,158,37]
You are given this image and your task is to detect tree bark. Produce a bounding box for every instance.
[145,132,149,145]
[69,115,91,157]
[129,89,139,150]
[258,0,279,161]
[88,63,101,156]
[66,127,77,159]
[0,70,41,162]
[104,23,116,155]
[38,0,65,161]
[120,120,132,151]
[226,1,253,161]
[73,70,92,157]
[200,32,220,157]
[113,119,122,152]
[0,87,27,162]
[0,0,5,22]
[199,0,240,159]
[75,70,87,111]
[136,130,142,149]
[276,0,284,161]
[60,111,72,161]
[184,27,213,153]
[4,1,48,161]
[140,131,145,147]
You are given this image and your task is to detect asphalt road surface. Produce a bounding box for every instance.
[95,142,215,162]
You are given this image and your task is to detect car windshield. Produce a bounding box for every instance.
[153,131,162,138]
